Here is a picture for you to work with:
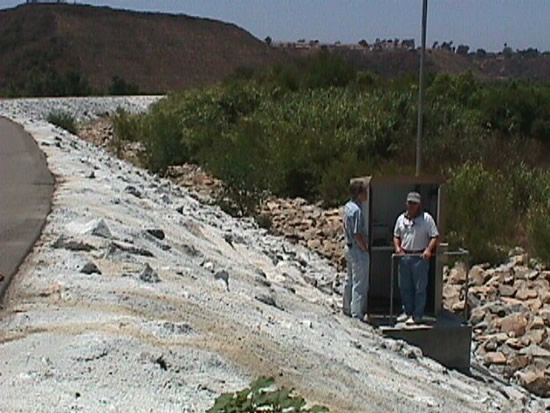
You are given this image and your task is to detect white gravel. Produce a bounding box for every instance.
[0,97,545,412]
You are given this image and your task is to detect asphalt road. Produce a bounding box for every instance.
[0,117,54,305]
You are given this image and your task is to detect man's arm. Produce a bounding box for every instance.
[393,237,405,255]
[393,216,404,254]
[355,233,369,252]
[422,214,440,260]
[422,236,439,260]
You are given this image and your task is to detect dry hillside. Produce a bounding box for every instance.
[0,3,285,93]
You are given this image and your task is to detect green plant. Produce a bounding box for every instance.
[47,111,77,134]
[207,377,329,413]
[446,162,515,264]
[109,75,139,96]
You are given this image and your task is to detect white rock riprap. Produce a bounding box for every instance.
[0,97,545,412]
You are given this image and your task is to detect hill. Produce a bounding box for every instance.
[2,4,550,97]
[0,3,284,94]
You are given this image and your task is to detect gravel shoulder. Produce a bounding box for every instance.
[0,97,543,413]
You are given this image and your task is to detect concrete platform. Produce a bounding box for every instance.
[374,310,472,373]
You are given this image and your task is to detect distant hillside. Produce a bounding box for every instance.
[0,3,285,94]
[301,47,550,82]
[2,4,550,97]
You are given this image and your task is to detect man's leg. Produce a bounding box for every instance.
[350,249,369,319]
[398,257,414,316]
[343,247,353,316]
[412,258,430,319]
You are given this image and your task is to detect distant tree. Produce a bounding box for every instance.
[264,36,272,46]
[476,48,487,58]
[358,39,368,48]
[503,43,514,58]
[432,41,439,49]
[109,76,139,96]
[456,44,470,55]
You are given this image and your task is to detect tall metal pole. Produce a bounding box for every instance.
[416,0,428,176]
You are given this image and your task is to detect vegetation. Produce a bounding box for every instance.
[4,70,93,97]
[113,52,550,264]
[1,69,141,98]
[108,75,139,95]
[207,377,329,413]
[47,110,77,134]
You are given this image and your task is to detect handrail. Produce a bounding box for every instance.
[389,249,470,326]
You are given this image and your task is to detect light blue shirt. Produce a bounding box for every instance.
[344,200,368,247]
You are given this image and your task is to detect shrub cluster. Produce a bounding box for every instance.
[114,54,550,264]
[47,110,77,134]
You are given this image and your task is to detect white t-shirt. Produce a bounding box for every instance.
[393,211,439,251]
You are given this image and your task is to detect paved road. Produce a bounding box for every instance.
[0,117,54,305]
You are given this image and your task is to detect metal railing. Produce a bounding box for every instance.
[389,248,470,326]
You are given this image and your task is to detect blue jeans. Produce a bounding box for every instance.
[398,256,429,318]
[344,246,370,319]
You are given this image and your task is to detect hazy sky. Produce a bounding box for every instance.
[3,1,550,52]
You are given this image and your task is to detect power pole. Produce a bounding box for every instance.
[416,0,428,176]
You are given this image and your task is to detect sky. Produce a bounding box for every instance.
[3,1,550,52]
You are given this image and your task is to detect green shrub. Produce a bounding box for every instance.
[108,75,139,96]
[207,377,329,413]
[47,111,77,134]
[125,63,550,265]
[528,203,550,267]
[446,162,515,264]
[527,171,550,266]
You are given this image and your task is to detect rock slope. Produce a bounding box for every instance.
[0,97,544,412]
[444,254,550,396]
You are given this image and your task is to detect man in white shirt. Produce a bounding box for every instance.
[343,181,369,321]
[393,192,439,325]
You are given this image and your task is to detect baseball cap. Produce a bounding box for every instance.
[406,191,421,203]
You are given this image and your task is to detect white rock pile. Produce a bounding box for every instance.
[443,251,550,396]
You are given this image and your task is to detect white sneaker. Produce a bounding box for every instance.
[396,313,409,323]
[405,316,415,325]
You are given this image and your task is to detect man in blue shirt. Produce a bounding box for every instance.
[343,180,370,321]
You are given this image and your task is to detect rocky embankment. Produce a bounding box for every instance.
[80,114,550,399]
[1,97,539,412]
[80,120,348,269]
[444,252,550,396]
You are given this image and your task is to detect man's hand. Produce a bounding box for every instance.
[422,248,432,260]
[395,246,405,255]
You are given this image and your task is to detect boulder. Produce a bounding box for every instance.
[529,316,546,331]
[526,298,543,312]
[507,355,531,371]
[516,288,538,301]
[139,264,160,283]
[499,284,516,298]
[470,307,486,325]
[80,261,101,275]
[484,351,507,365]
[145,229,165,240]
[500,313,528,336]
[469,266,489,286]
[519,344,550,358]
[448,265,467,284]
[514,369,550,397]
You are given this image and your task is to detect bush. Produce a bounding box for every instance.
[527,171,550,266]
[125,63,550,265]
[207,377,329,413]
[108,75,139,96]
[446,162,515,264]
[47,111,77,134]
